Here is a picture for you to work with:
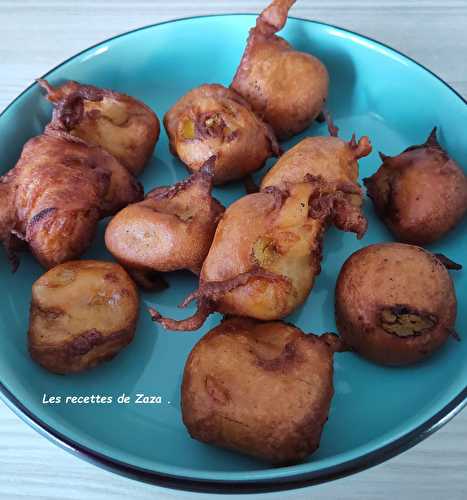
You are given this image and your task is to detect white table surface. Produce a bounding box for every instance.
[0,1,466,499]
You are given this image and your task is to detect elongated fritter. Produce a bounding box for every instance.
[0,131,142,269]
[150,175,367,330]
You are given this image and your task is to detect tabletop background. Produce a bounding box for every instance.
[0,1,466,499]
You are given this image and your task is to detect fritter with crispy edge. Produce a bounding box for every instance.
[164,83,279,185]
[105,158,224,288]
[364,128,467,245]
[182,316,345,464]
[231,0,329,140]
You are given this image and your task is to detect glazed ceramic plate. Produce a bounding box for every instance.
[0,14,466,494]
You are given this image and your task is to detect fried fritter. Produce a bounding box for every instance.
[39,79,160,175]
[105,160,224,285]
[335,243,459,366]
[3,131,142,269]
[164,83,279,184]
[364,128,467,245]
[182,317,344,464]
[29,260,139,374]
[231,0,329,139]
[150,175,367,331]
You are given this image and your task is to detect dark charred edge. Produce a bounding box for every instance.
[69,329,105,356]
[315,112,326,123]
[264,120,282,157]
[323,110,339,137]
[308,190,367,239]
[434,253,463,271]
[243,174,260,194]
[425,127,441,148]
[262,185,289,210]
[3,234,22,273]
[319,333,348,353]
[127,268,169,291]
[26,208,57,238]
[41,81,106,132]
[38,79,105,104]
[378,152,390,162]
[448,328,461,342]
[150,157,216,202]
[304,175,367,238]
[403,127,446,155]
[379,304,438,338]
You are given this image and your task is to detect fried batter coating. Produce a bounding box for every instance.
[1,131,142,269]
[182,317,344,464]
[150,175,367,331]
[39,79,160,175]
[164,83,279,184]
[364,128,467,245]
[261,118,371,191]
[29,260,139,374]
[231,0,329,139]
[335,243,458,366]
[105,160,224,283]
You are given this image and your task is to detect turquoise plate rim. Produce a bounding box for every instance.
[0,13,466,494]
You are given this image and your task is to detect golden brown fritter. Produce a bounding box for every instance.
[335,243,459,366]
[364,128,467,245]
[29,260,139,374]
[182,317,344,464]
[1,131,142,269]
[105,161,224,285]
[39,79,160,176]
[0,172,19,266]
[164,83,279,184]
[150,175,367,331]
[261,120,371,192]
[231,0,329,140]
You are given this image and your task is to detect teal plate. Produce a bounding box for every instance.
[0,14,466,494]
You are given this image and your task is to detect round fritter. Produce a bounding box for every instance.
[335,243,458,366]
[105,164,224,280]
[231,0,329,140]
[164,83,279,184]
[182,317,343,464]
[364,128,467,245]
[150,176,367,331]
[29,260,139,374]
[39,79,160,176]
